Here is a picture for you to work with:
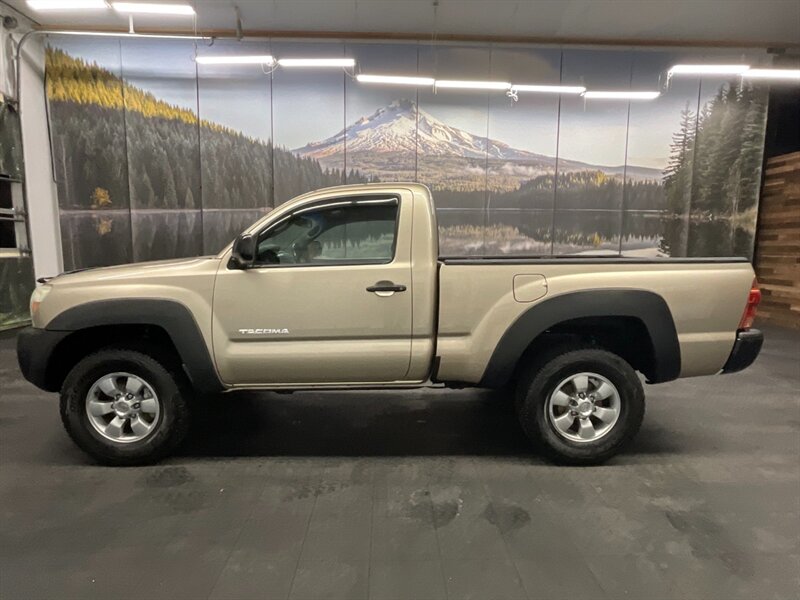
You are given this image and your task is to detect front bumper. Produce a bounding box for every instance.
[16,327,70,392]
[721,329,763,374]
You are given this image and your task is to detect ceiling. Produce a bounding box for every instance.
[4,0,800,47]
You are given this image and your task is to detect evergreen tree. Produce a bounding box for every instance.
[663,102,696,217]
[163,167,178,208]
[140,172,156,207]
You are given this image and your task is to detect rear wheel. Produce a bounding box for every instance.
[516,347,644,465]
[60,349,190,466]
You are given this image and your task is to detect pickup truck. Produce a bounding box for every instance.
[17,183,763,466]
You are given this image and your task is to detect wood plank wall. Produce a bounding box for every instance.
[754,151,800,329]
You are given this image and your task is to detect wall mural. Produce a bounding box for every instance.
[45,37,769,270]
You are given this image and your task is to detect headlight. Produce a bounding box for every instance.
[30,285,52,318]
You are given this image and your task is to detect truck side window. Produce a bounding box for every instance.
[255,200,398,266]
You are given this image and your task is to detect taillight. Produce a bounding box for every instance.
[738,279,761,330]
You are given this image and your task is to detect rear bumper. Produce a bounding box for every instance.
[721,329,763,374]
[16,327,70,392]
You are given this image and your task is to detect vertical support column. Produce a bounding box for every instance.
[18,36,64,279]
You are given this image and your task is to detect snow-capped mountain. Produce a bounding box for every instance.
[294,98,551,162]
[293,99,661,182]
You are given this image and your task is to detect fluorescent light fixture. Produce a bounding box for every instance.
[196,55,275,65]
[669,64,750,76]
[112,2,195,15]
[742,68,800,80]
[583,90,661,100]
[511,84,586,94]
[278,58,356,68]
[356,74,435,86]
[28,0,107,9]
[435,80,511,90]
[49,30,209,40]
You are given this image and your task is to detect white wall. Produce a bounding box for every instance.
[18,35,63,279]
[0,7,64,279]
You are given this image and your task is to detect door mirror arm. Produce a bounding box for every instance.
[230,233,256,270]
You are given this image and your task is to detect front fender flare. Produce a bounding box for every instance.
[47,299,223,393]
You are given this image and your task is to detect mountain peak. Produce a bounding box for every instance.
[388,98,415,111]
[294,99,542,161]
[358,98,417,125]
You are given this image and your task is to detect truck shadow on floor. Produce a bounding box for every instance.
[179,388,680,459]
[181,389,530,458]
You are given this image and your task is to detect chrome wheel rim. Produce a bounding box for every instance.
[85,372,160,444]
[546,372,621,443]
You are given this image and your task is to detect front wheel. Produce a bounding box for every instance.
[516,347,645,465]
[60,349,190,466]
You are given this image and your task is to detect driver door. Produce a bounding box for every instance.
[211,194,413,385]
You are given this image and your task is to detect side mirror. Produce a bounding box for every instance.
[230,233,256,269]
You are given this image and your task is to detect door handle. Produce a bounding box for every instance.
[367,281,407,296]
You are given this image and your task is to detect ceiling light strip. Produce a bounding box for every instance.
[196,55,275,65]
[356,76,585,94]
[278,58,355,68]
[669,64,750,76]
[741,68,800,80]
[27,0,107,9]
[435,80,511,90]
[583,90,660,100]
[111,2,196,15]
[49,30,210,40]
[356,74,435,86]
[511,84,586,94]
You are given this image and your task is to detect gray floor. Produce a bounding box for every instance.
[1,325,798,600]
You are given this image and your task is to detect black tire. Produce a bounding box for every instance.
[516,346,645,465]
[60,348,190,466]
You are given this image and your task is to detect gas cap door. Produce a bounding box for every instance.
[513,274,548,303]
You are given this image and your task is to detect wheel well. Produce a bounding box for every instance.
[513,316,657,384]
[46,325,183,392]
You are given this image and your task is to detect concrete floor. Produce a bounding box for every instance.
[0,325,798,600]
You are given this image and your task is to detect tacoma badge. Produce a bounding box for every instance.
[238,328,290,335]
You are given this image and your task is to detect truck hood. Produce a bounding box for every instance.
[49,256,221,286]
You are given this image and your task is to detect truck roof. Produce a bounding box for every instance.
[289,182,432,204]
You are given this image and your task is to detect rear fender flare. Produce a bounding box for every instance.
[479,289,681,388]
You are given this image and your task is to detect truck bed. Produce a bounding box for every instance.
[435,256,755,384]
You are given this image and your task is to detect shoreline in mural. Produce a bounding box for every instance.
[46,43,767,269]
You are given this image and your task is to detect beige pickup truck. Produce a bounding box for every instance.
[17,183,763,466]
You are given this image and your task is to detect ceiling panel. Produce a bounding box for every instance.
[3,0,799,46]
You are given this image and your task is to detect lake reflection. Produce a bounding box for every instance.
[203,209,267,255]
[59,207,753,270]
[61,210,133,270]
[60,208,268,269]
